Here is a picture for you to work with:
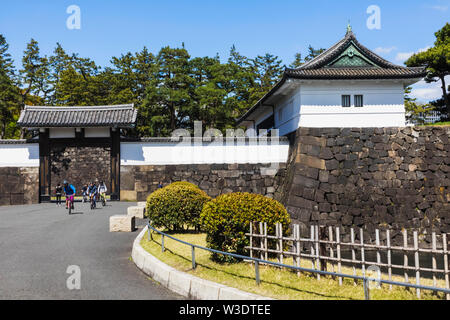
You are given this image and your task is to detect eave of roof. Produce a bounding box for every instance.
[17,104,137,128]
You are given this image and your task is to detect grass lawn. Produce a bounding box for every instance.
[420,121,450,126]
[140,230,446,300]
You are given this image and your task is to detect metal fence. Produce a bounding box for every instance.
[147,222,450,300]
[246,222,450,299]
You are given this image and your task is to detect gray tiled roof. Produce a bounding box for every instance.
[284,66,426,79]
[286,30,426,79]
[17,104,137,128]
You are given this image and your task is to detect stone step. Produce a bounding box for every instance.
[127,206,145,219]
[110,215,135,232]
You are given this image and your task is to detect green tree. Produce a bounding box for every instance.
[304,45,326,62]
[406,23,450,119]
[404,87,434,124]
[0,34,20,139]
[140,46,193,136]
[289,52,303,68]
[248,53,283,106]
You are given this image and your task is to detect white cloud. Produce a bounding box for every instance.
[409,76,450,103]
[430,5,448,11]
[395,46,430,63]
[375,46,396,54]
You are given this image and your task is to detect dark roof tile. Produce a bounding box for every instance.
[17,104,137,128]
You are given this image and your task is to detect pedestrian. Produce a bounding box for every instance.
[157,181,163,189]
[55,183,62,206]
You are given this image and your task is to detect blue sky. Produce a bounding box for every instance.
[1,0,449,102]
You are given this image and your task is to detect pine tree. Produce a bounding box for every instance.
[0,34,20,139]
[406,23,450,119]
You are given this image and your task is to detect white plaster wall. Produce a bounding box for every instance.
[274,91,301,136]
[244,80,407,134]
[84,127,111,138]
[121,141,290,166]
[298,81,406,127]
[49,128,75,138]
[0,144,39,167]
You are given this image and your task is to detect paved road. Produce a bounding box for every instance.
[0,201,181,299]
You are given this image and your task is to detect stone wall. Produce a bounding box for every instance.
[281,126,450,244]
[0,167,39,205]
[51,145,111,194]
[120,163,286,201]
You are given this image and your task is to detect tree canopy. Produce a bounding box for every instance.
[2,36,324,139]
[406,23,450,120]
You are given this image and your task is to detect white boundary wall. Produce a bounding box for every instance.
[0,144,39,167]
[121,141,290,166]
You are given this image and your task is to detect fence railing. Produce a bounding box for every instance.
[246,222,450,299]
[146,222,450,300]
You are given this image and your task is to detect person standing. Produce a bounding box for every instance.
[55,183,63,206]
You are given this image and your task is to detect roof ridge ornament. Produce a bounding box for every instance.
[346,21,352,35]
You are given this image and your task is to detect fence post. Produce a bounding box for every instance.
[443,233,449,301]
[363,278,370,300]
[255,261,260,285]
[259,222,264,261]
[360,228,366,276]
[329,226,335,276]
[432,232,437,289]
[414,231,421,299]
[311,225,316,270]
[250,222,253,259]
[161,234,165,253]
[264,223,268,261]
[148,228,151,241]
[279,223,284,265]
[294,224,301,277]
[315,225,321,280]
[387,229,392,290]
[336,227,342,286]
[403,229,409,284]
[192,246,196,269]
[351,228,356,285]
[376,229,381,288]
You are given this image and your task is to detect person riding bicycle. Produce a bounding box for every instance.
[87,182,98,207]
[98,181,107,204]
[63,180,76,210]
[81,184,88,202]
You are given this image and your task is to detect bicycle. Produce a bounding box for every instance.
[100,192,106,207]
[66,195,75,215]
[90,194,96,210]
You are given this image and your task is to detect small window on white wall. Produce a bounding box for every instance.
[342,95,351,107]
[355,95,364,107]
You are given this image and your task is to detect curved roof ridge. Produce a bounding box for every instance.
[23,104,134,111]
[295,30,409,71]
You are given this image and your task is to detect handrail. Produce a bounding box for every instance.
[146,222,450,300]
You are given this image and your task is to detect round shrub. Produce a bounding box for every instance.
[146,181,211,231]
[200,192,291,263]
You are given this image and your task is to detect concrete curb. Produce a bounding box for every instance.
[131,226,273,300]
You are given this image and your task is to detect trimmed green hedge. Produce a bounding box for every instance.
[146,181,211,231]
[200,192,291,263]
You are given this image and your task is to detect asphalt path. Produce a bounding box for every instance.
[0,201,181,300]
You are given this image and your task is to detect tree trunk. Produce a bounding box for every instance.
[440,75,449,120]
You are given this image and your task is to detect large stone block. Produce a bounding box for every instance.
[120,190,137,201]
[127,206,145,219]
[110,215,135,232]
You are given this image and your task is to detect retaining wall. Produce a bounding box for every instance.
[280,127,450,244]
[120,163,286,201]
